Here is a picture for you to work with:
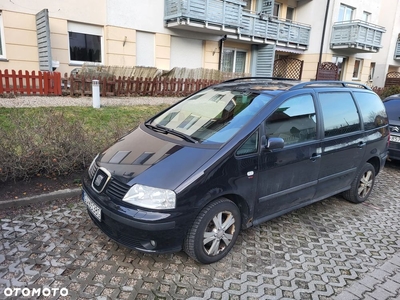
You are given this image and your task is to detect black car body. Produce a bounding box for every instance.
[383,94,400,160]
[82,78,389,263]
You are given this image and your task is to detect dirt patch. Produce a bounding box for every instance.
[0,172,83,201]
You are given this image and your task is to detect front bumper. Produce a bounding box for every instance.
[389,135,400,161]
[82,171,192,254]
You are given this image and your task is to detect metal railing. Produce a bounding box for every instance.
[164,0,311,47]
[330,20,385,52]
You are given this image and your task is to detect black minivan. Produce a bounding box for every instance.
[82,78,389,264]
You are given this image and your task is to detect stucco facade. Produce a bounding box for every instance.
[0,0,399,86]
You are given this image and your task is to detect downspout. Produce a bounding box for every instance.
[318,0,331,67]
[218,35,227,71]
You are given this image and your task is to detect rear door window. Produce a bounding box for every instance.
[318,92,361,137]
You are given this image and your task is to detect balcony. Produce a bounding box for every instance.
[164,0,311,50]
[395,39,400,60]
[330,20,385,53]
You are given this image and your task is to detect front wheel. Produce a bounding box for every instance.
[184,198,241,264]
[343,163,375,203]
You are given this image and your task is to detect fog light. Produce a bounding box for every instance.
[141,240,157,250]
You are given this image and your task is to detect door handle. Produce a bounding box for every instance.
[358,141,366,148]
[310,153,321,161]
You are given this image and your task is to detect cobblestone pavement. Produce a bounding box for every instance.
[1,162,399,300]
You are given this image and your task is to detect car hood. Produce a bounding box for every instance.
[96,125,219,190]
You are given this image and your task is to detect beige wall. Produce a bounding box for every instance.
[0,11,39,72]
[155,33,170,70]
[204,41,219,70]
[105,26,136,67]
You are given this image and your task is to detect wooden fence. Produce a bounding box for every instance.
[62,73,221,97]
[0,69,61,95]
[384,71,400,87]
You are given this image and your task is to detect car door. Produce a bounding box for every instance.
[254,93,321,224]
[314,90,365,199]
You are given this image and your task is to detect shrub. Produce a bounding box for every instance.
[373,85,400,99]
[0,106,166,182]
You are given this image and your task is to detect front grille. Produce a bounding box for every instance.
[88,163,130,200]
[106,179,130,200]
[89,162,99,179]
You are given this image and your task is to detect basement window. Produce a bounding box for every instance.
[68,22,103,65]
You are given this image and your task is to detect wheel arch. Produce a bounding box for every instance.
[367,156,381,176]
[212,193,252,229]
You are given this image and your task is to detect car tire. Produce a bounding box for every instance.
[184,198,241,264]
[343,162,375,203]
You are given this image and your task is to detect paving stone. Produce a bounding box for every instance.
[0,164,400,299]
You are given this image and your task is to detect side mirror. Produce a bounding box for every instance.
[264,137,284,150]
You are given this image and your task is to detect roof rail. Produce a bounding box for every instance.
[289,81,372,90]
[221,77,297,83]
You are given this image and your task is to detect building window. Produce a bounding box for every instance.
[362,11,371,22]
[68,22,103,64]
[352,59,363,79]
[369,62,375,81]
[273,3,281,17]
[222,49,246,73]
[332,56,347,80]
[0,11,6,59]
[286,7,294,21]
[244,0,252,11]
[338,4,354,21]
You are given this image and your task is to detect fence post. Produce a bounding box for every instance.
[92,80,100,108]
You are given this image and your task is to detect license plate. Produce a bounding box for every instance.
[82,191,102,221]
[390,135,400,143]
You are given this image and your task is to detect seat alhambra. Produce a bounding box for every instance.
[82,78,389,264]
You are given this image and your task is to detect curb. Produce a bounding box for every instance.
[0,188,82,209]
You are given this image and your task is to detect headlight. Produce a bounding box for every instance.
[122,184,176,209]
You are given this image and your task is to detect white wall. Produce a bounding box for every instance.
[1,0,106,25]
[170,36,203,68]
[136,31,155,67]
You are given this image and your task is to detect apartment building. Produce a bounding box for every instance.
[0,0,399,87]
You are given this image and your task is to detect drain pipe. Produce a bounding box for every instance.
[218,35,227,71]
[318,0,331,67]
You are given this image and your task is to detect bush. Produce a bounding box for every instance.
[0,106,166,182]
[373,85,400,99]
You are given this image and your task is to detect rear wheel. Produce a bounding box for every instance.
[343,163,375,203]
[184,198,241,264]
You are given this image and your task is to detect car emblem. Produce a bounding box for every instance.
[393,126,399,133]
[94,174,104,186]
[92,167,111,193]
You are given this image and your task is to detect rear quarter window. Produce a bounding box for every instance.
[353,92,388,130]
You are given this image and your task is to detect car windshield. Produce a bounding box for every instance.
[149,88,273,144]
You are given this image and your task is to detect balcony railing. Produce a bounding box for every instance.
[164,0,311,49]
[395,40,400,60]
[330,20,385,53]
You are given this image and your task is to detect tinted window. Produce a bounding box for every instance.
[353,92,388,129]
[69,32,101,62]
[319,92,361,137]
[383,99,400,122]
[236,130,259,156]
[265,94,317,145]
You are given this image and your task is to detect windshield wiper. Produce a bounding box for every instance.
[145,122,198,143]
